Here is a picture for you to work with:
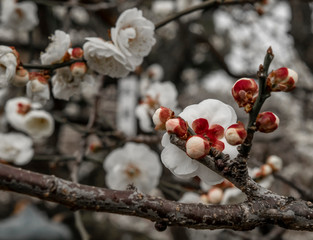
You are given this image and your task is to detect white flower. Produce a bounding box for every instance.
[0,45,17,88]
[40,30,71,65]
[1,0,39,32]
[161,99,238,185]
[26,74,50,105]
[103,142,162,193]
[135,81,178,132]
[111,8,156,70]
[52,67,81,100]
[5,97,31,131]
[70,6,89,25]
[23,110,54,139]
[0,132,33,165]
[83,37,129,78]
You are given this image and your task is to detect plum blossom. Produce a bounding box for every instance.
[5,97,31,132]
[40,30,71,65]
[5,97,54,138]
[26,73,50,105]
[111,8,156,70]
[83,38,129,78]
[135,81,178,132]
[0,132,33,165]
[103,142,162,193]
[1,0,39,32]
[0,45,18,88]
[161,99,238,185]
[23,110,54,139]
[52,67,96,101]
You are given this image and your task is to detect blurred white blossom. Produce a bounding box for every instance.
[41,30,71,65]
[161,99,238,185]
[111,8,156,70]
[0,132,33,165]
[1,0,38,32]
[23,110,54,139]
[0,45,17,88]
[26,73,50,105]
[136,81,178,132]
[103,142,162,193]
[83,38,129,78]
[70,6,89,25]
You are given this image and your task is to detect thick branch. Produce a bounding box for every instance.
[1,163,313,231]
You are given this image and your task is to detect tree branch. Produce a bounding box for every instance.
[1,163,313,231]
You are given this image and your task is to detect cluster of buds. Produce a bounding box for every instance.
[225,121,247,145]
[232,78,259,113]
[266,67,298,92]
[255,155,283,178]
[69,47,87,77]
[153,107,229,160]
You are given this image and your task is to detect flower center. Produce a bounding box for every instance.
[191,118,225,152]
[17,102,31,115]
[124,163,141,179]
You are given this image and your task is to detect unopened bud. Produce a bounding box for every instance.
[207,187,223,204]
[165,117,188,139]
[70,62,87,77]
[232,78,259,112]
[29,72,48,92]
[186,135,210,159]
[256,112,279,133]
[266,155,283,172]
[256,164,273,178]
[12,67,29,87]
[152,106,174,130]
[267,67,298,92]
[225,121,247,145]
[71,47,84,59]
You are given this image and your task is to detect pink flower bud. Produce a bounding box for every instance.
[12,67,29,87]
[207,187,223,204]
[256,112,279,133]
[266,155,283,172]
[267,67,298,92]
[152,106,174,130]
[232,78,259,112]
[185,135,210,159]
[71,47,84,59]
[225,121,247,145]
[165,117,188,139]
[70,62,87,77]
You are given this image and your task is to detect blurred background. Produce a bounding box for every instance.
[1,0,313,239]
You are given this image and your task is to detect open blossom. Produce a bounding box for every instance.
[111,8,156,70]
[40,30,71,65]
[26,72,50,105]
[23,110,54,138]
[1,0,39,32]
[161,99,238,185]
[103,142,162,193]
[136,81,178,132]
[5,97,31,131]
[0,45,18,88]
[0,132,33,165]
[83,38,129,78]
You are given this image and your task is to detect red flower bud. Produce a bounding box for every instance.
[71,47,84,59]
[232,78,259,112]
[256,112,279,133]
[185,135,211,159]
[152,107,174,130]
[225,121,247,145]
[166,117,188,139]
[70,62,87,77]
[192,118,209,135]
[267,67,298,92]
